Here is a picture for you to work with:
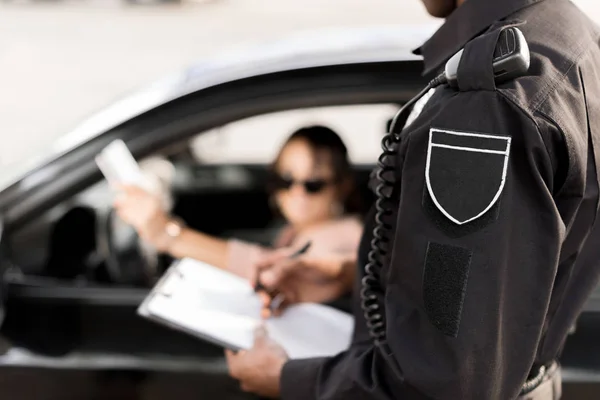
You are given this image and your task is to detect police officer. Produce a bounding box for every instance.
[225,0,600,398]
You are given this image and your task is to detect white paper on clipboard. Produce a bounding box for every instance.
[138,258,354,359]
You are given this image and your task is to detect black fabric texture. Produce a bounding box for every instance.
[427,142,507,224]
[422,186,500,237]
[281,357,323,400]
[457,28,503,92]
[579,66,600,213]
[423,242,473,338]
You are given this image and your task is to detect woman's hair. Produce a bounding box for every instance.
[268,125,363,215]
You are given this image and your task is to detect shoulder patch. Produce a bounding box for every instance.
[426,128,511,225]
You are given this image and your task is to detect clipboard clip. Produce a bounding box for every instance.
[157,267,185,298]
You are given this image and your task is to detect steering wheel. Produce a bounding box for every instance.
[96,207,159,287]
[96,156,176,286]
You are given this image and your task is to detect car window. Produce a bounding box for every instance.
[188,104,398,165]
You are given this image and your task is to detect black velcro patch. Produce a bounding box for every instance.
[426,128,511,226]
[423,242,472,338]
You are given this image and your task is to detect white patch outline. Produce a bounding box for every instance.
[425,128,512,225]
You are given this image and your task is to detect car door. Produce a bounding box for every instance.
[0,60,426,365]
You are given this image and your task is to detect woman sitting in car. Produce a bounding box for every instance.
[114,125,363,303]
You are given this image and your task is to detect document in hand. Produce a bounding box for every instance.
[138,258,354,359]
[95,139,147,187]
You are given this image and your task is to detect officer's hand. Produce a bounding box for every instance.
[257,265,349,318]
[256,247,345,285]
[254,247,305,286]
[225,325,288,398]
[258,255,315,288]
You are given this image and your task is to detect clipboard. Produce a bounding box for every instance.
[137,261,249,352]
[137,258,355,359]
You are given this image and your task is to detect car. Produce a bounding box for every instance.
[0,24,598,399]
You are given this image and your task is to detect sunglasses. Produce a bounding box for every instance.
[270,175,335,194]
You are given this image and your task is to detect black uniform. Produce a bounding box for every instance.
[280,0,600,399]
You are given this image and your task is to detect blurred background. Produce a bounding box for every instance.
[0,0,596,169]
[0,0,434,169]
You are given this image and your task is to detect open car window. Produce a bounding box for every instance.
[188,104,398,165]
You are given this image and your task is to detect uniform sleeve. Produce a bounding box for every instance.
[281,342,423,400]
[279,89,567,400]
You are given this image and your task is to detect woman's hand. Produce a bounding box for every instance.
[113,185,172,251]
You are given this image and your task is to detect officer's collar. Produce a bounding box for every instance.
[414,0,549,76]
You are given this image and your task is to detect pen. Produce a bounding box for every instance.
[254,241,311,291]
[255,241,312,314]
[288,240,312,259]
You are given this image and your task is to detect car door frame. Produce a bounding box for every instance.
[0,60,426,231]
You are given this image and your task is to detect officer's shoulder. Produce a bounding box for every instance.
[494,6,600,117]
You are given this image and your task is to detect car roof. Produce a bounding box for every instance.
[51,24,437,155]
[2,24,439,193]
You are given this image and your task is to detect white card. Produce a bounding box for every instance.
[95,139,146,187]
